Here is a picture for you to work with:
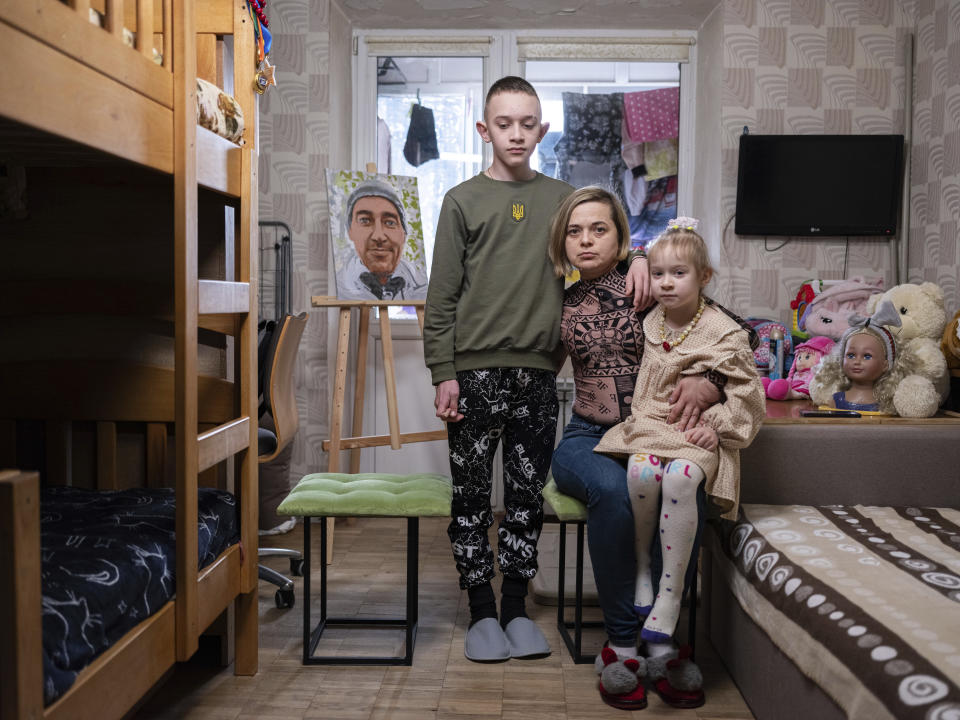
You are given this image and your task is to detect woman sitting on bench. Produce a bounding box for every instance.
[547,189,758,709]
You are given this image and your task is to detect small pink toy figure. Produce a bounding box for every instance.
[763,336,835,400]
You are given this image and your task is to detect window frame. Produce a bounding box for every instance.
[352,31,505,174]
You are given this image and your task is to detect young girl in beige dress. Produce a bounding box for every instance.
[594,218,765,652]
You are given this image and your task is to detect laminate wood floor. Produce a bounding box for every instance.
[134,516,755,720]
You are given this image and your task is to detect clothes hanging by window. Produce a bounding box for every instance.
[622,166,647,216]
[553,91,627,210]
[629,175,677,249]
[643,138,678,180]
[620,117,645,171]
[403,102,440,167]
[623,87,680,143]
[537,131,562,178]
[554,91,625,162]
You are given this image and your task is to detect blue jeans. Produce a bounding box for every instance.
[550,413,706,647]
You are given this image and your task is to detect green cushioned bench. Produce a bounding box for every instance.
[542,476,588,521]
[278,472,453,666]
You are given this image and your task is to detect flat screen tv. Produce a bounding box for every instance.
[735,134,904,237]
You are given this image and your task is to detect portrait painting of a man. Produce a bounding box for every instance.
[327,170,428,301]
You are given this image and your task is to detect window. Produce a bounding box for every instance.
[375,56,484,273]
[526,60,681,249]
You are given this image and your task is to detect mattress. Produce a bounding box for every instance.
[40,486,239,705]
[713,503,960,720]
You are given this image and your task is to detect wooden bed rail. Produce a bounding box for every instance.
[0,280,248,336]
[0,0,174,107]
[173,0,200,662]
[0,0,259,699]
[0,360,236,424]
[0,467,245,720]
[172,0,258,668]
[0,0,248,188]
[0,418,225,491]
[0,470,44,720]
[0,0,239,81]
[85,0,237,35]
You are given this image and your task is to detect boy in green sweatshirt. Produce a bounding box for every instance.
[424,76,647,662]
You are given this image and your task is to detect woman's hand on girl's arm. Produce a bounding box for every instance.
[685,424,718,451]
[668,376,722,431]
[434,380,464,422]
[699,347,767,449]
[624,256,654,312]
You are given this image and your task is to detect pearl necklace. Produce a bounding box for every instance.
[660,297,706,351]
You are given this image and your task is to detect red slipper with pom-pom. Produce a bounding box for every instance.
[651,645,705,709]
[597,647,648,710]
[653,677,704,709]
[599,681,648,710]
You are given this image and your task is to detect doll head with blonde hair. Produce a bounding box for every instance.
[808,300,913,414]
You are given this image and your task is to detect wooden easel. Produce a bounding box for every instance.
[311,297,447,463]
[310,298,448,562]
[312,164,447,562]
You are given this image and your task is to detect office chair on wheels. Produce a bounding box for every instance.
[258,311,308,609]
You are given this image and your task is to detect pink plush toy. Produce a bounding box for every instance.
[763,336,835,400]
[799,276,884,340]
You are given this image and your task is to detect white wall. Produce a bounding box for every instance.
[692,2,724,288]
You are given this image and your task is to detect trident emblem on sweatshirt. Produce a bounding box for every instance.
[511,201,525,222]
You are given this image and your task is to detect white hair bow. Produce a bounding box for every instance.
[667,216,699,232]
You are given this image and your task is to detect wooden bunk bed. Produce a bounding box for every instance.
[0,1,260,717]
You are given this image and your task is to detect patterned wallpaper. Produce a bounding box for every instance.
[909,0,959,313]
[256,0,959,487]
[259,0,351,481]
[714,0,923,324]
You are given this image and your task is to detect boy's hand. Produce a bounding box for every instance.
[685,424,718,451]
[624,256,654,312]
[668,376,721,431]
[434,380,464,423]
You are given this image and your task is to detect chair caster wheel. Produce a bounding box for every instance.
[275,588,295,609]
[290,557,305,576]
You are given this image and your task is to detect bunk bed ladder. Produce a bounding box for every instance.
[173,0,259,673]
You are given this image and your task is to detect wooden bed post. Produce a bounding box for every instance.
[0,470,43,719]
[233,0,259,676]
[45,420,72,487]
[0,0,264,708]
[173,0,200,663]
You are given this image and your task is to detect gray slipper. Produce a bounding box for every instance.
[503,617,551,659]
[464,617,510,662]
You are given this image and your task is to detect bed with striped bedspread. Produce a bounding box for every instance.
[714,504,960,719]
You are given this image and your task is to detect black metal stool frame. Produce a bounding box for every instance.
[555,519,698,665]
[302,516,419,665]
[555,519,605,664]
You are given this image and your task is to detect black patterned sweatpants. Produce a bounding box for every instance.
[446,367,559,590]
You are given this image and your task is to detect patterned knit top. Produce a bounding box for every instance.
[561,261,645,426]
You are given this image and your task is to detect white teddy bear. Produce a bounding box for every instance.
[864,282,949,418]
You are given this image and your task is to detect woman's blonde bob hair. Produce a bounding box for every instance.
[548,186,631,278]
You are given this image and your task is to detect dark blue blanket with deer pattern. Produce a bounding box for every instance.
[41,486,238,705]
